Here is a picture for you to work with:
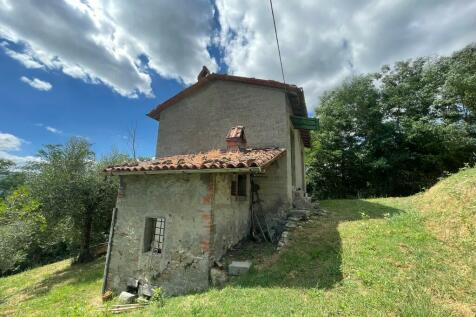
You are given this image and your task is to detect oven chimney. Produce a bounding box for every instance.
[226,126,246,152]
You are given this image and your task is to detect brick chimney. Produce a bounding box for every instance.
[226,126,246,152]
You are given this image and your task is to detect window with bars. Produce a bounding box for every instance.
[143,217,166,254]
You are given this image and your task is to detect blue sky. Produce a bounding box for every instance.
[0,0,475,164]
[0,47,185,160]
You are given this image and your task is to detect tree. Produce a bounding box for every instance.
[29,138,119,263]
[0,186,43,274]
[307,44,476,199]
[0,159,26,198]
[128,123,138,160]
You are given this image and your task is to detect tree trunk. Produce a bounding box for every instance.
[77,208,94,263]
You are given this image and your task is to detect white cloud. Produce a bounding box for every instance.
[0,132,40,164]
[0,132,23,151]
[0,0,217,98]
[45,126,62,134]
[20,76,52,91]
[1,0,474,107]
[0,151,42,165]
[2,45,43,68]
[217,0,476,111]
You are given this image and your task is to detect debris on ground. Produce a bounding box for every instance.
[118,291,137,304]
[102,289,113,302]
[210,267,228,286]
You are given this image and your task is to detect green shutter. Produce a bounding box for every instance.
[290,116,318,130]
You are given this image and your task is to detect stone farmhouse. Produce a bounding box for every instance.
[102,67,317,296]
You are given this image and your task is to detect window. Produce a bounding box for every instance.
[231,174,247,197]
[144,217,166,254]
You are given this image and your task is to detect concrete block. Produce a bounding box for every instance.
[118,291,137,304]
[228,261,252,276]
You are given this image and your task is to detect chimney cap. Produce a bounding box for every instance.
[226,126,245,140]
[226,126,246,152]
[197,66,210,81]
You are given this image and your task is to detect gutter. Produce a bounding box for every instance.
[106,166,263,176]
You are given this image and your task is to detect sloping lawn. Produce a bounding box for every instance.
[0,258,104,316]
[136,198,474,317]
[1,168,475,316]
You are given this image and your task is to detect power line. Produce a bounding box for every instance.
[269,0,286,86]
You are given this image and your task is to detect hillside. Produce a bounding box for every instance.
[0,167,475,316]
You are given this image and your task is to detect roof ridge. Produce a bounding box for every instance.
[147,73,302,120]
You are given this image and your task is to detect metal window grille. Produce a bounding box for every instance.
[151,217,166,254]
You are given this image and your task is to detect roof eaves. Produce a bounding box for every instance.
[107,166,263,176]
[147,74,302,121]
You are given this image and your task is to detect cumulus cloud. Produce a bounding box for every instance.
[20,76,52,91]
[217,0,476,110]
[0,132,23,151]
[0,132,40,164]
[0,0,217,98]
[1,0,474,108]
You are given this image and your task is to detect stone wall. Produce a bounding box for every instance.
[212,174,250,260]
[252,155,290,232]
[156,81,289,156]
[106,173,214,296]
[106,172,255,296]
[154,80,307,216]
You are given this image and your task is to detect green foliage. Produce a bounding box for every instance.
[150,288,164,307]
[27,137,123,263]
[0,137,131,274]
[308,44,476,198]
[0,187,44,274]
[0,158,26,198]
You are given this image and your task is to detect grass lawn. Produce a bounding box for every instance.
[1,168,475,316]
[0,258,104,316]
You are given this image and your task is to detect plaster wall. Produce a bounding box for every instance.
[106,173,214,296]
[212,174,250,260]
[253,155,290,227]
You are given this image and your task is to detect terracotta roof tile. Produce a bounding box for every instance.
[105,148,286,174]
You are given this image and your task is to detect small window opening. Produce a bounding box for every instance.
[144,217,166,254]
[231,174,247,197]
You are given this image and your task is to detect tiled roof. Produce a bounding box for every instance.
[105,148,286,174]
[146,73,311,148]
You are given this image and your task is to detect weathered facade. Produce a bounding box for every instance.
[103,69,315,296]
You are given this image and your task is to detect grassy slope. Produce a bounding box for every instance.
[1,168,475,316]
[0,258,104,316]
